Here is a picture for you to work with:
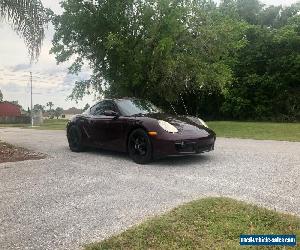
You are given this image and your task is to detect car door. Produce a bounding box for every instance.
[99,100,126,151]
[87,100,125,150]
[87,101,107,146]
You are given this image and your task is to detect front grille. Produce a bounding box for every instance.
[175,138,214,154]
[175,142,197,153]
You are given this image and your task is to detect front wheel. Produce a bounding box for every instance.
[128,129,152,164]
[67,125,85,152]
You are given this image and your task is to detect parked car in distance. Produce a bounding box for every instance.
[67,98,216,164]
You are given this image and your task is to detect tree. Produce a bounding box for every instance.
[220,0,300,28]
[268,3,300,28]
[0,89,3,102]
[33,104,45,112]
[51,0,300,121]
[83,103,90,111]
[222,17,300,121]
[51,0,246,109]
[236,0,263,24]
[46,102,54,111]
[54,107,64,119]
[0,0,49,61]
[10,100,20,106]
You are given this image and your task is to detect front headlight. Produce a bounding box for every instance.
[198,118,208,128]
[158,120,178,133]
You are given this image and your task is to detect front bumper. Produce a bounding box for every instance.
[175,138,215,154]
[152,135,216,158]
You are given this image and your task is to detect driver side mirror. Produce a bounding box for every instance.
[104,110,119,117]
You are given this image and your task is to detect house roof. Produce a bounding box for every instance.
[64,107,82,115]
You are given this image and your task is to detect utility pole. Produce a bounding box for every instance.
[30,71,33,127]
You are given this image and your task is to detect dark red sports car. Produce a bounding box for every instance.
[67,98,216,164]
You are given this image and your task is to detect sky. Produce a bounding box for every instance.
[0,0,93,110]
[0,0,299,110]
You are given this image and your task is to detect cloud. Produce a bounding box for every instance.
[10,64,31,72]
[1,82,25,93]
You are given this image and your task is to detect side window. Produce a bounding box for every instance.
[90,102,105,116]
[102,101,118,113]
[90,101,118,116]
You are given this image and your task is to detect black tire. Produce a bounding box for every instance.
[128,129,152,164]
[67,125,85,152]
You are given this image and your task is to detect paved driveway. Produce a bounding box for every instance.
[0,128,299,250]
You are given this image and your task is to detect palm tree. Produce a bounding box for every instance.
[0,0,47,61]
[46,102,54,111]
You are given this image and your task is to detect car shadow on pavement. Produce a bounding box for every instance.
[152,154,212,166]
[83,147,212,166]
[84,147,130,159]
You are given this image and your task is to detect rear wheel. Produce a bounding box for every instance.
[128,129,152,164]
[67,125,85,152]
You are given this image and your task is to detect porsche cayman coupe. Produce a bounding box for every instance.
[67,98,216,164]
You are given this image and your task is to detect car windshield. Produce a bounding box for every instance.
[116,99,162,116]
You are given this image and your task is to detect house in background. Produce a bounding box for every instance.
[0,101,21,117]
[42,111,53,119]
[63,107,82,119]
[42,107,82,119]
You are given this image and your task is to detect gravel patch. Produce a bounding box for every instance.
[0,141,45,163]
[0,127,299,250]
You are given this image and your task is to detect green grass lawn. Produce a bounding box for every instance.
[208,121,300,142]
[35,119,68,130]
[1,120,299,141]
[0,119,68,130]
[86,198,299,250]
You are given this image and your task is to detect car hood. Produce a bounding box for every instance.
[142,113,211,133]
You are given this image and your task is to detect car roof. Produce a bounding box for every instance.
[92,98,141,107]
[104,97,138,102]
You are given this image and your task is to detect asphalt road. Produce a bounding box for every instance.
[0,127,299,250]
